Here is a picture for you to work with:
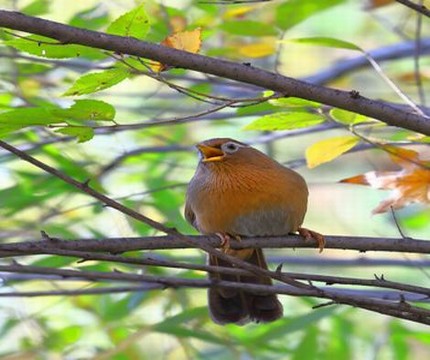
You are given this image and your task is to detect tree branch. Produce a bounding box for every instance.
[395,0,430,17]
[1,263,429,325]
[0,10,429,134]
[0,234,429,257]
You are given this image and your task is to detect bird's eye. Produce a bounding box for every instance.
[222,142,240,154]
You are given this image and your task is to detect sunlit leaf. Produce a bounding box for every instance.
[330,108,367,124]
[269,97,321,108]
[54,99,116,122]
[276,0,345,30]
[0,107,62,125]
[62,68,130,96]
[21,0,50,16]
[401,209,430,230]
[6,35,104,59]
[306,135,359,168]
[244,112,325,131]
[286,36,362,51]
[107,4,150,39]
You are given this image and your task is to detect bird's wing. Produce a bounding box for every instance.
[184,201,198,229]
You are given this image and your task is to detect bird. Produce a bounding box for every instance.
[184,138,324,325]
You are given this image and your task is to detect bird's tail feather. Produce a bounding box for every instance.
[208,248,283,325]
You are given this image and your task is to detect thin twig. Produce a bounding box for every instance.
[395,0,430,18]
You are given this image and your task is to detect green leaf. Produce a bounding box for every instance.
[236,101,277,116]
[55,126,94,143]
[291,326,318,360]
[401,209,430,230]
[251,307,337,343]
[0,125,26,137]
[390,322,410,360]
[31,256,76,268]
[154,308,225,344]
[62,68,130,96]
[244,112,325,131]
[0,108,62,126]
[330,108,367,124]
[0,101,115,135]
[69,5,110,30]
[269,97,321,108]
[306,135,359,168]
[107,4,150,39]
[54,100,116,122]
[276,0,345,30]
[17,62,51,75]
[287,36,362,51]
[21,0,50,16]
[220,21,278,37]
[6,35,105,59]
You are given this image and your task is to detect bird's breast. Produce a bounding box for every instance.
[188,174,307,236]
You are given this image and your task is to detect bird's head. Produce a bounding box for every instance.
[196,138,250,164]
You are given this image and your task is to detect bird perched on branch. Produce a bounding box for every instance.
[185,138,324,325]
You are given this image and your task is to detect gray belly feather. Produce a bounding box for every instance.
[230,207,295,236]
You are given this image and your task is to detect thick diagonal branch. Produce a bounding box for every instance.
[0,10,429,134]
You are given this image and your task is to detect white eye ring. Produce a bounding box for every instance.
[221,141,240,154]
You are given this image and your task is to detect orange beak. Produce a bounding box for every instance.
[197,144,224,162]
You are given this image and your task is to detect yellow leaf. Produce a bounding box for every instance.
[224,6,254,19]
[238,41,276,58]
[161,27,202,53]
[152,27,202,72]
[306,136,359,169]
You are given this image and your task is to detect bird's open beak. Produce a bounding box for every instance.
[197,144,224,162]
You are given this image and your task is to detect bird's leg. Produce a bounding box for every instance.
[298,227,326,253]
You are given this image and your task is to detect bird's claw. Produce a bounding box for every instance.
[298,227,325,253]
[216,232,231,252]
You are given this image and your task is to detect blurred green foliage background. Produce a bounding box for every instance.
[0,0,429,359]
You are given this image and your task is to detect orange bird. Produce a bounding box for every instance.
[185,138,324,325]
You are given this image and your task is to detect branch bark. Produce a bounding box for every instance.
[0,10,429,135]
[1,263,429,325]
[0,234,429,257]
[395,0,430,17]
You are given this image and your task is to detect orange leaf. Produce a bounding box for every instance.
[365,0,395,9]
[339,174,369,185]
[382,145,420,169]
[169,16,187,33]
[152,28,202,72]
[340,147,430,214]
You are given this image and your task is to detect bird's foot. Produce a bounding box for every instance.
[216,232,231,253]
[215,233,248,258]
[298,227,325,253]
